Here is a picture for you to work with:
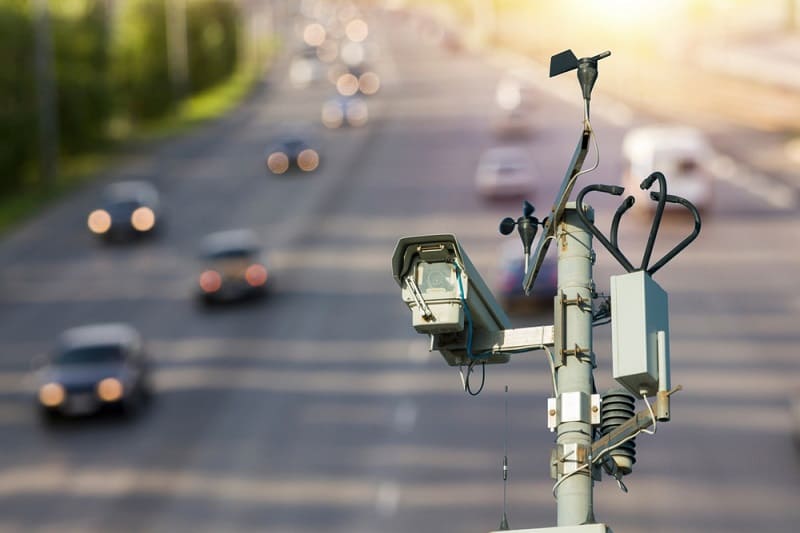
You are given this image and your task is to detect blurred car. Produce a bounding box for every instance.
[621,125,715,214]
[34,323,152,421]
[196,229,270,304]
[492,242,558,314]
[492,107,533,139]
[265,135,321,175]
[289,55,326,88]
[475,146,537,199]
[321,96,368,128]
[492,75,533,139]
[87,180,162,241]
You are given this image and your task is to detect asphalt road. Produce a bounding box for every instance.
[0,9,797,533]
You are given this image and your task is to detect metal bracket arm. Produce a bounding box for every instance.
[524,127,592,294]
[590,410,653,461]
[473,325,555,354]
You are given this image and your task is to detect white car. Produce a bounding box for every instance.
[474,146,536,199]
[621,126,715,214]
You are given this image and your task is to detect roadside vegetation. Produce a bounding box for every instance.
[0,0,276,233]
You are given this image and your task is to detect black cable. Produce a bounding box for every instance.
[465,361,486,396]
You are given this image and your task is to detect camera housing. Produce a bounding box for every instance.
[392,234,513,366]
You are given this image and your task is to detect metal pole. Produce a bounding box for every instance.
[33,0,59,191]
[555,202,595,526]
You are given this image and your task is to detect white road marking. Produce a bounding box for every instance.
[710,155,797,209]
[374,481,400,517]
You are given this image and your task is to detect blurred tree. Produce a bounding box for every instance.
[186,0,240,93]
[51,0,112,154]
[0,0,37,192]
[112,0,174,121]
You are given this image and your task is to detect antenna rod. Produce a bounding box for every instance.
[499,385,510,530]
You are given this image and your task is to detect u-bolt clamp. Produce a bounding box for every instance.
[646,191,702,275]
[576,184,636,272]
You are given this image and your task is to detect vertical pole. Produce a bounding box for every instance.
[33,0,59,191]
[555,202,595,526]
[165,0,189,102]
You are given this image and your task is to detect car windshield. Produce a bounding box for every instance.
[204,248,256,261]
[106,200,140,214]
[56,345,123,365]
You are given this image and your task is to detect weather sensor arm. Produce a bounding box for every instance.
[523,49,610,294]
[523,126,591,294]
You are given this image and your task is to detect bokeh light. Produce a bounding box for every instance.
[267,152,290,174]
[297,149,320,172]
[303,23,326,47]
[345,19,368,42]
[131,206,155,232]
[358,72,380,96]
[336,73,360,96]
[87,209,111,234]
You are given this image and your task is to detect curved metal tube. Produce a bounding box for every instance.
[576,184,636,272]
[640,172,667,271]
[646,192,702,275]
[611,195,635,250]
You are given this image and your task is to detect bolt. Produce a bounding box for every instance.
[549,409,557,416]
[592,406,599,413]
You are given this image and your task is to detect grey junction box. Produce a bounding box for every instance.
[610,270,669,396]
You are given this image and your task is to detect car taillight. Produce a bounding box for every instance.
[199,270,222,293]
[245,264,268,287]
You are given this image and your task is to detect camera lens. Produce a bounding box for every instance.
[420,263,453,292]
[428,271,446,288]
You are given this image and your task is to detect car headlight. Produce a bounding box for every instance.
[97,378,123,402]
[336,73,359,97]
[245,264,268,287]
[297,149,320,172]
[345,100,368,127]
[321,102,344,129]
[131,206,156,232]
[199,270,222,293]
[358,72,381,96]
[87,209,112,234]
[39,383,65,407]
[267,152,290,174]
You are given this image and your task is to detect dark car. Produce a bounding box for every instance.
[196,229,270,304]
[265,136,320,175]
[87,180,162,241]
[34,323,152,421]
[321,96,368,128]
[492,243,558,314]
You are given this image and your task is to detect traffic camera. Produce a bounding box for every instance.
[391,234,513,366]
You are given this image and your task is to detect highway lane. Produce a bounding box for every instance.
[0,8,798,532]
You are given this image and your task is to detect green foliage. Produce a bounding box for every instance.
[0,0,249,198]
[0,0,37,193]
[186,0,240,93]
[112,0,174,121]
[52,0,113,153]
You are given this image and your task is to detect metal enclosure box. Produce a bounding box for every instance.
[610,270,669,396]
